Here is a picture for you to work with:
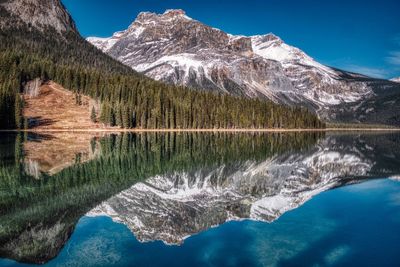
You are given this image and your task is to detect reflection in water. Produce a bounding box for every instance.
[87,137,374,245]
[23,132,102,178]
[0,132,399,265]
[86,134,395,245]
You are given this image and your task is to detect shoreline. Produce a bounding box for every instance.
[1,128,400,133]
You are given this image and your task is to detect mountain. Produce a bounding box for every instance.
[0,1,323,130]
[88,9,400,125]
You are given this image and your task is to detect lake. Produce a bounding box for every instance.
[0,131,399,266]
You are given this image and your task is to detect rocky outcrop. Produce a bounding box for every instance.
[1,0,77,33]
[0,221,74,264]
[23,78,42,97]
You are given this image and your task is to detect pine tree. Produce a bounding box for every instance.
[90,106,96,123]
[14,94,22,129]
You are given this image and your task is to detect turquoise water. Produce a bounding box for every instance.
[2,179,399,267]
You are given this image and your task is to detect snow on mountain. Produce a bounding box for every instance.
[251,33,331,73]
[86,36,119,53]
[391,77,400,83]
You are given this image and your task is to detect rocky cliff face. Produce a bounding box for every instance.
[0,220,74,265]
[0,0,77,33]
[87,9,400,124]
[87,136,374,245]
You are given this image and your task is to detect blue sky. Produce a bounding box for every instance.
[62,0,400,79]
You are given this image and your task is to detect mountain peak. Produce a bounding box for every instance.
[136,11,156,21]
[88,8,400,125]
[252,33,283,44]
[163,9,187,17]
[263,33,282,42]
[135,9,192,24]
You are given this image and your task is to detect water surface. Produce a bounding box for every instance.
[0,132,399,266]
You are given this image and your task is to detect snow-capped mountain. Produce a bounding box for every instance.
[0,0,77,33]
[87,136,373,245]
[391,77,400,83]
[87,9,400,123]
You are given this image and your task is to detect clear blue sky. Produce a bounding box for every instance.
[62,0,400,79]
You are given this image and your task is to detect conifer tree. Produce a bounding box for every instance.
[14,94,22,129]
[90,106,96,123]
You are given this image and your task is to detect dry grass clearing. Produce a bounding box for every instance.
[23,81,117,130]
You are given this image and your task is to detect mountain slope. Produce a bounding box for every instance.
[88,9,400,125]
[0,1,323,129]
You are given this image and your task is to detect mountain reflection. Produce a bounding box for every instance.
[85,135,375,245]
[0,131,399,264]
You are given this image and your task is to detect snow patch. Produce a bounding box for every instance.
[86,36,119,52]
[390,77,400,83]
